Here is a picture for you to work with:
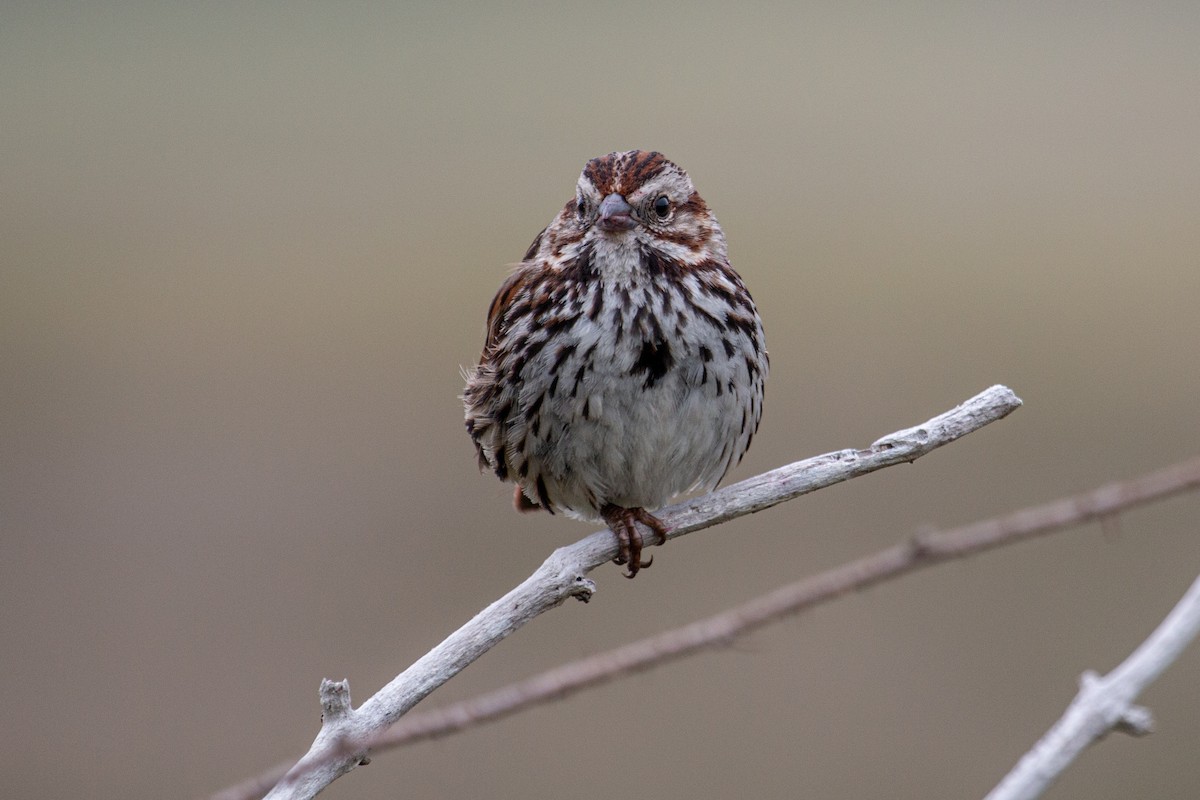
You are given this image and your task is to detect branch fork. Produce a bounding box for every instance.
[987,571,1200,800]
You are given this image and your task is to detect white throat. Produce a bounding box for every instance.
[589,232,645,285]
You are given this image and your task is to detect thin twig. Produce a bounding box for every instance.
[217,385,1024,800]
[985,569,1200,800]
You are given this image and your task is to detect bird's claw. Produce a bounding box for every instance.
[601,504,668,579]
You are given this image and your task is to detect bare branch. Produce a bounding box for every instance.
[354,454,1200,753]
[223,385,1024,800]
[986,570,1200,800]
[213,453,1200,800]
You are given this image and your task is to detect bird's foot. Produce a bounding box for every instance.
[600,504,669,579]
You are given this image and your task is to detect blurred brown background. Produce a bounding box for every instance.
[4,3,1199,798]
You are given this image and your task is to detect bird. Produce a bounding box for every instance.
[463,150,767,577]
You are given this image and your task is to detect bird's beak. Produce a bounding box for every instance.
[597,193,636,232]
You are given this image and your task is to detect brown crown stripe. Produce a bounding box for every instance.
[583,150,672,197]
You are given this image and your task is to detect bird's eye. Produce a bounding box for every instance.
[576,198,588,219]
[652,195,671,219]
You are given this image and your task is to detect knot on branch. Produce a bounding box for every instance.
[542,547,598,603]
[908,525,940,559]
[871,426,930,451]
[570,574,596,603]
[1077,670,1156,739]
[1115,705,1155,737]
[320,679,353,722]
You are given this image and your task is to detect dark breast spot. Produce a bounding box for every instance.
[630,338,675,388]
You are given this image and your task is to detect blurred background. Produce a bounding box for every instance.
[4,2,1199,798]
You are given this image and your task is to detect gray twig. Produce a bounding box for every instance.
[986,571,1200,800]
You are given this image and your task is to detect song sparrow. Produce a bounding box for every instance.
[463,150,767,577]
